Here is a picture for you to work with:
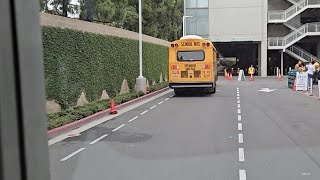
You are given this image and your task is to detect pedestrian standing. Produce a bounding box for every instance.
[295,60,302,70]
[306,60,316,89]
[313,60,319,84]
[248,65,255,76]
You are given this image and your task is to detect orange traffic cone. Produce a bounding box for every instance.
[110,99,118,114]
[292,79,297,91]
[228,73,233,80]
[277,74,283,81]
[249,74,254,81]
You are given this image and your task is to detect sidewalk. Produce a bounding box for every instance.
[300,84,320,99]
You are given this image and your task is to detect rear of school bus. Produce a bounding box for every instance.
[168,35,218,95]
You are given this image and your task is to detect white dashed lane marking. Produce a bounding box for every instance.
[150,105,157,109]
[140,110,149,115]
[238,123,243,131]
[60,148,85,162]
[239,170,246,180]
[112,124,126,132]
[239,148,245,162]
[89,134,108,145]
[128,116,138,123]
[237,88,246,179]
[238,133,244,144]
[165,98,170,101]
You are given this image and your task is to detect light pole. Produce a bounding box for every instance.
[183,15,193,36]
[136,0,147,94]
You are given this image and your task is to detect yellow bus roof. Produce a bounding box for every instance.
[180,35,203,40]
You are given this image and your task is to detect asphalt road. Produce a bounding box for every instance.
[49,77,320,180]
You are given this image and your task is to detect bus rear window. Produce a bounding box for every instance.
[177,51,205,61]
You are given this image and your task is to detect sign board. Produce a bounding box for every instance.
[296,72,308,91]
[238,70,246,81]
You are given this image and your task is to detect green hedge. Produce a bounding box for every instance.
[42,26,168,108]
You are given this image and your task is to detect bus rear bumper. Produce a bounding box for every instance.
[169,83,215,89]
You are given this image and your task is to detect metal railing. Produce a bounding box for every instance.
[268,0,320,21]
[286,45,320,62]
[268,22,320,48]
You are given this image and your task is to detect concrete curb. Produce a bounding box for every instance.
[47,87,169,139]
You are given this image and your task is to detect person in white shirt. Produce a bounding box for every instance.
[306,60,316,89]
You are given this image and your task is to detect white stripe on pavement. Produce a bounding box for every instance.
[238,115,242,121]
[237,97,240,100]
[237,100,240,104]
[150,105,157,110]
[237,104,241,108]
[239,148,245,162]
[238,123,243,131]
[158,101,164,105]
[60,148,85,162]
[165,98,170,101]
[238,133,244,144]
[237,94,240,97]
[128,116,138,123]
[89,134,108,145]
[140,110,149,115]
[239,170,246,180]
[112,124,126,132]
[238,109,241,114]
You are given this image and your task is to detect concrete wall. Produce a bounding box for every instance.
[40,13,169,46]
[208,0,264,42]
[268,24,291,37]
[268,0,291,11]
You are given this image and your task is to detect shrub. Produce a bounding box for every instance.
[42,26,168,108]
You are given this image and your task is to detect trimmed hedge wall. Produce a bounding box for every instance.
[42,26,168,108]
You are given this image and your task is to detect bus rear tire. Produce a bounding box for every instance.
[174,89,183,95]
[208,85,216,94]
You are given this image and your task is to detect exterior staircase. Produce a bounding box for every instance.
[285,45,320,62]
[268,22,320,50]
[268,0,320,23]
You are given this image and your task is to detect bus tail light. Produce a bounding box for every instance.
[171,65,179,70]
[175,44,179,48]
[202,64,210,69]
[171,44,175,48]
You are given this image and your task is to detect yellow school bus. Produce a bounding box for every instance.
[168,35,218,95]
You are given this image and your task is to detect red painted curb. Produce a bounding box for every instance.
[47,87,169,139]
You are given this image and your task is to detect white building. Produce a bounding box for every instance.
[184,0,320,76]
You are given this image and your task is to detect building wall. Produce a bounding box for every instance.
[208,0,264,42]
